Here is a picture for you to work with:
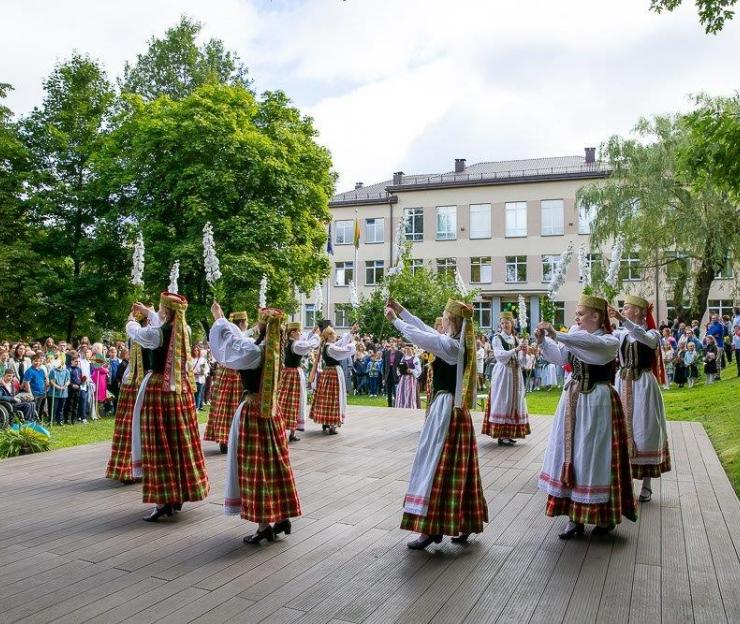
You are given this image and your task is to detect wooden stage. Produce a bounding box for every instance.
[0,407,738,624]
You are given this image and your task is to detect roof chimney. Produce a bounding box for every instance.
[584,147,596,164]
[454,158,466,173]
[392,171,404,185]
[354,182,364,190]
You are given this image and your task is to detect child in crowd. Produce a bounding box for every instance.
[48,359,70,425]
[66,354,82,424]
[367,351,383,397]
[684,343,699,388]
[662,342,675,390]
[90,354,108,419]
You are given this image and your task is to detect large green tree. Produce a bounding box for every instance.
[578,114,739,323]
[650,0,737,33]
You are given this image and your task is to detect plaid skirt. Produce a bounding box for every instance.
[545,389,637,526]
[204,367,242,444]
[310,367,342,426]
[278,367,303,430]
[139,375,210,504]
[233,399,302,522]
[105,383,139,482]
[401,406,488,536]
[631,444,672,479]
[481,398,531,439]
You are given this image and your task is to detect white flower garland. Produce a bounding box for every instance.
[517,294,528,333]
[349,280,359,308]
[606,236,624,289]
[168,260,180,294]
[259,275,268,308]
[578,242,592,286]
[454,267,468,296]
[548,241,574,299]
[131,232,145,287]
[314,283,323,315]
[202,222,222,286]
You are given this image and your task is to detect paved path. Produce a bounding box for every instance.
[0,407,738,623]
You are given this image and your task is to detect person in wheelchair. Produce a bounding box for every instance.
[0,369,37,423]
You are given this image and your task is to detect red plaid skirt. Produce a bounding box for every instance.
[204,367,242,444]
[545,388,637,526]
[310,367,342,426]
[481,398,531,439]
[235,400,302,522]
[401,406,489,536]
[105,383,139,482]
[278,367,302,430]
[139,374,210,504]
[631,443,672,479]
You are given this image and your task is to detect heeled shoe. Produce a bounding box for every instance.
[407,534,443,550]
[143,504,174,522]
[172,502,183,512]
[288,434,300,442]
[450,533,471,544]
[243,525,275,545]
[639,487,653,502]
[558,523,585,540]
[497,438,515,446]
[592,524,616,537]
[273,519,292,536]
[219,443,228,454]
[329,427,338,435]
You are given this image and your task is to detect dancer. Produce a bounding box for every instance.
[278,322,320,442]
[209,303,301,544]
[394,343,421,409]
[205,311,249,453]
[482,311,531,445]
[536,295,637,539]
[127,293,210,521]
[386,298,488,550]
[309,324,359,434]
[610,296,671,503]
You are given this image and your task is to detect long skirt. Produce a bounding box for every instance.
[310,366,345,427]
[673,361,687,385]
[401,393,488,536]
[204,367,242,444]
[277,367,306,431]
[482,363,530,439]
[224,399,302,522]
[105,383,139,482]
[136,374,210,504]
[395,374,420,409]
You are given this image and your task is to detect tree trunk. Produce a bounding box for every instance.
[689,243,717,324]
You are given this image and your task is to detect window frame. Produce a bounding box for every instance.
[473,301,492,328]
[364,217,385,244]
[435,206,457,241]
[541,254,561,283]
[505,255,527,283]
[470,256,492,283]
[505,201,527,238]
[435,257,457,276]
[304,304,316,328]
[403,207,424,242]
[365,259,384,285]
[334,261,354,287]
[469,203,492,239]
[540,199,564,236]
[578,202,597,234]
[334,304,352,328]
[621,255,642,281]
[334,220,353,245]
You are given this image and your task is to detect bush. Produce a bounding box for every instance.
[0,426,51,458]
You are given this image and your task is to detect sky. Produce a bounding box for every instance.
[3,0,740,193]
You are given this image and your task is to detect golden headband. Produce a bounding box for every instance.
[444,298,473,320]
[229,311,248,322]
[159,291,188,312]
[624,295,649,310]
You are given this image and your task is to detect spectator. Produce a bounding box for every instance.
[662,342,675,390]
[673,321,686,343]
[78,348,92,422]
[661,327,677,350]
[108,346,121,401]
[91,354,109,417]
[0,369,36,421]
[367,351,383,397]
[47,359,70,425]
[66,354,83,424]
[189,344,210,410]
[706,314,726,370]
[733,325,740,376]
[382,337,401,407]
[703,335,719,384]
[722,314,733,364]
[22,354,47,421]
[0,346,8,377]
[684,343,699,388]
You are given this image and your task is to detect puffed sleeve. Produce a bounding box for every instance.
[209,317,263,370]
[620,319,659,349]
[392,319,459,365]
[326,332,357,361]
[400,309,437,334]
[292,332,320,356]
[126,321,163,349]
[493,335,517,363]
[554,328,620,365]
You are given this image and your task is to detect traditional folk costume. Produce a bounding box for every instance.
[127,292,210,521]
[482,313,531,444]
[309,329,356,434]
[394,351,421,409]
[210,309,301,544]
[204,311,249,453]
[278,322,320,441]
[393,301,488,549]
[614,296,670,502]
[538,295,637,538]
[422,317,444,410]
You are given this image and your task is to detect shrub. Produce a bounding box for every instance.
[0,426,51,458]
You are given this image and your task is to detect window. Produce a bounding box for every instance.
[410,258,424,274]
[708,300,734,318]
[365,218,384,243]
[506,256,527,283]
[474,302,491,328]
[334,220,353,245]
[665,252,690,281]
[666,299,690,323]
[505,201,527,237]
[365,260,384,285]
[469,204,491,239]
[715,256,734,279]
[580,253,600,282]
[553,302,565,329]
[304,304,316,328]
[578,203,597,234]
[436,206,457,240]
[541,199,564,236]
[470,257,492,283]
[621,255,642,281]
[436,257,457,276]
[541,254,561,283]
[335,304,352,328]
[334,261,354,286]
[404,208,424,242]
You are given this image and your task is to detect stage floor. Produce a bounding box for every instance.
[0,406,738,624]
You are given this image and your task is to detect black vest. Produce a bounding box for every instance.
[141,323,172,373]
[322,344,341,367]
[620,336,655,380]
[497,333,517,351]
[568,353,614,393]
[284,341,302,368]
[239,368,261,394]
[432,356,457,395]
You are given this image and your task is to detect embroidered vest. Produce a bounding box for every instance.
[322,344,341,367]
[619,336,655,381]
[568,353,614,393]
[432,357,457,395]
[284,340,302,368]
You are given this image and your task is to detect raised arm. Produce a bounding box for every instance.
[400,309,437,334]
[554,328,619,365]
[540,338,568,366]
[292,332,320,356]
[392,319,459,365]
[209,317,263,370]
[126,321,163,350]
[326,333,357,361]
[620,319,659,349]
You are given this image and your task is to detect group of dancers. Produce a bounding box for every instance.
[104,286,670,549]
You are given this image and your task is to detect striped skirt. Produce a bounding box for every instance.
[277,367,304,431]
[105,383,139,482]
[138,374,210,504]
[310,367,343,426]
[204,367,242,444]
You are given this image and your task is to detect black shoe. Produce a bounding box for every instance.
[497,438,515,446]
[592,524,616,537]
[288,434,300,442]
[329,427,338,435]
[273,519,292,536]
[407,534,443,550]
[322,425,328,433]
[172,502,183,512]
[219,443,228,454]
[143,504,174,522]
[243,525,275,545]
[558,523,585,540]
[450,533,470,544]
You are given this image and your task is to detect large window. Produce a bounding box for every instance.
[436,206,457,240]
[541,199,564,236]
[304,304,317,328]
[474,301,491,328]
[505,201,527,237]
[365,218,384,244]
[469,204,491,239]
[436,257,457,276]
[335,220,353,245]
[506,256,527,283]
[708,300,734,318]
[410,258,424,274]
[541,254,561,283]
[404,208,424,242]
[470,256,492,283]
[335,261,354,286]
[335,304,352,328]
[578,203,597,234]
[365,260,384,285]
[621,255,642,281]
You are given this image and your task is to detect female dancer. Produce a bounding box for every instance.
[386,298,488,550]
[394,343,421,409]
[278,322,320,441]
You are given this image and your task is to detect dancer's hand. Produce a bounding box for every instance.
[385,307,397,322]
[210,301,224,320]
[608,305,624,322]
[132,302,150,317]
[387,297,403,314]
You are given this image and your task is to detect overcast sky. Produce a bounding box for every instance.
[3,0,739,192]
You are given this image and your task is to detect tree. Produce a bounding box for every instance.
[650,0,737,33]
[578,114,739,324]
[120,16,251,101]
[105,83,334,326]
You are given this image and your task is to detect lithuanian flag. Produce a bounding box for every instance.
[353,215,361,248]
